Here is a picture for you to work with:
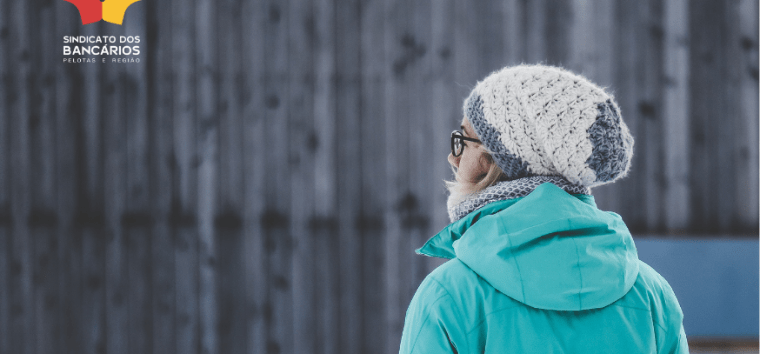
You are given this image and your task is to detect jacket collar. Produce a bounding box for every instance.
[417,198,522,259]
[418,184,596,259]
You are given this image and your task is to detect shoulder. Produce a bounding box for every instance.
[427,258,479,287]
[409,259,519,331]
[636,261,682,311]
[621,260,684,329]
[401,260,473,353]
[418,259,492,312]
[409,260,473,312]
[631,261,689,353]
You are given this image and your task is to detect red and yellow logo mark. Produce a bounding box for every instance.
[64,0,141,25]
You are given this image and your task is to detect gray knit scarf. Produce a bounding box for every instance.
[447,176,591,222]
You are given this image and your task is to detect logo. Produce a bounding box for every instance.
[64,0,141,25]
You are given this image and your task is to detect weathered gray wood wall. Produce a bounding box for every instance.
[0,0,757,353]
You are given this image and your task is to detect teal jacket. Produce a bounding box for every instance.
[400,183,688,353]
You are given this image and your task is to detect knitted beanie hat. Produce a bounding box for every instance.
[464,64,634,188]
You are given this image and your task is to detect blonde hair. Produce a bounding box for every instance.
[445,152,507,207]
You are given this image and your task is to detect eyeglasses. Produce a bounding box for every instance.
[450,130,481,157]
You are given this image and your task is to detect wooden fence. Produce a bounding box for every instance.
[0,0,757,353]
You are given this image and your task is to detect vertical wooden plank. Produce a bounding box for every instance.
[122,3,153,353]
[56,102,83,354]
[721,0,755,233]
[503,0,526,65]
[95,19,129,354]
[76,22,107,354]
[476,1,506,71]
[689,0,722,233]
[146,0,176,352]
[312,0,339,353]
[55,3,88,354]
[407,0,433,306]
[8,1,34,353]
[195,0,219,351]
[30,1,60,353]
[287,0,317,353]
[172,0,199,353]
[569,0,617,86]
[430,0,456,252]
[546,0,568,66]
[524,0,547,63]
[123,122,154,353]
[313,219,339,354]
[335,0,362,352]
[54,5,83,354]
[359,0,387,352]
[0,1,10,352]
[215,206,246,354]
[262,1,293,353]
[688,0,708,233]
[640,0,665,231]
[384,0,411,349]
[691,1,736,233]
[662,0,691,232]
[734,0,759,233]
[453,0,478,101]
[241,0,266,352]
[713,1,738,233]
[216,0,246,352]
[312,0,337,212]
[102,20,129,354]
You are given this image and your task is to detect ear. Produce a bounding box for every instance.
[479,151,495,166]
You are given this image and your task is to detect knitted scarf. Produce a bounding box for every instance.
[447,176,590,222]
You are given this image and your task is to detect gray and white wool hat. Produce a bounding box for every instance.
[464,64,634,188]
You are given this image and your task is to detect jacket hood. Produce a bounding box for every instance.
[418,183,639,311]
